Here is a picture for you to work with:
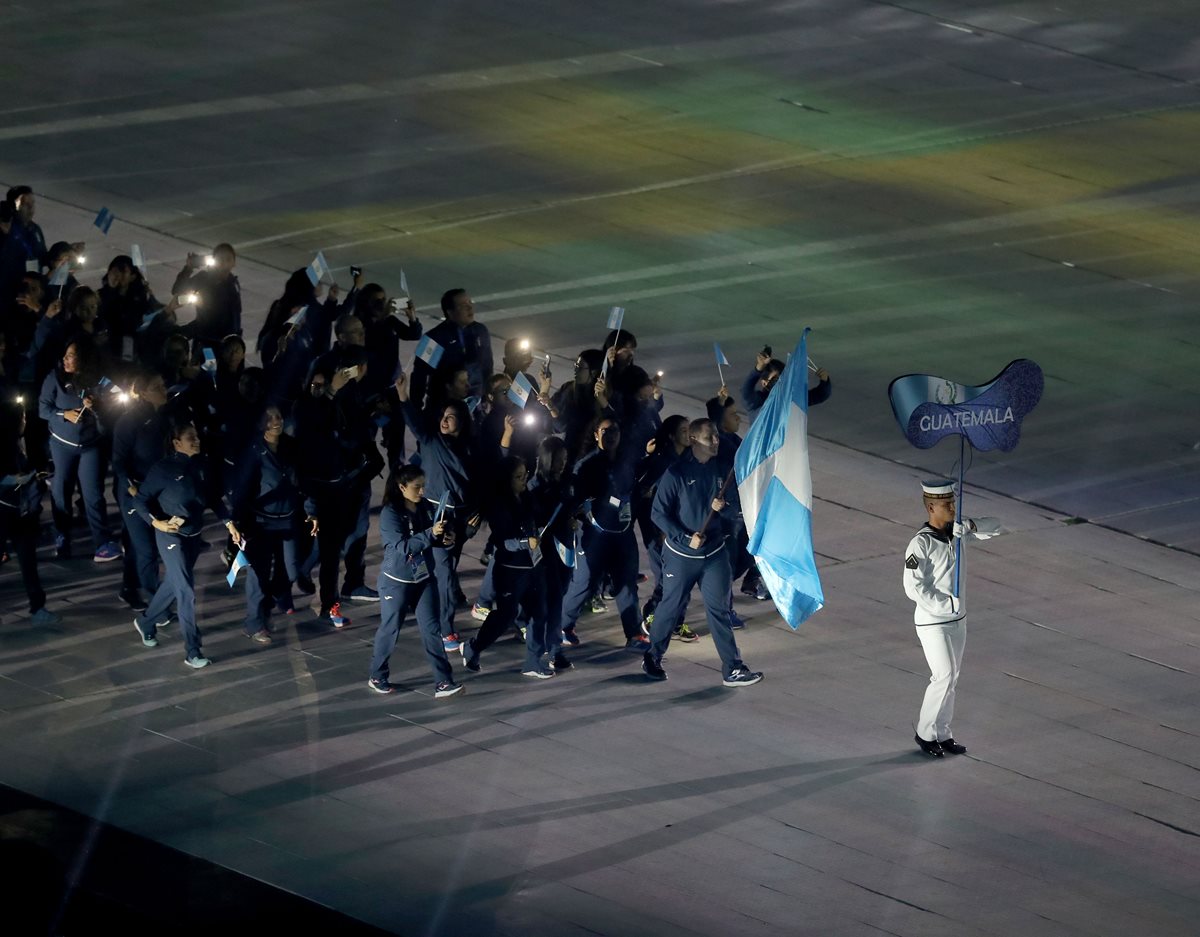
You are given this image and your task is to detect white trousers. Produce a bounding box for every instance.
[915,619,966,742]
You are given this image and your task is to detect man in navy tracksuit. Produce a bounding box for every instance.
[642,418,763,687]
[559,417,645,648]
[112,371,171,609]
[409,289,493,407]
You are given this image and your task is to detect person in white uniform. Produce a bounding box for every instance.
[903,479,1002,758]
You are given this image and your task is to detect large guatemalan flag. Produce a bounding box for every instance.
[734,330,823,630]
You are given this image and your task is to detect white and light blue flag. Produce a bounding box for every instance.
[399,268,410,297]
[94,207,114,234]
[606,306,625,330]
[507,372,534,409]
[734,329,823,629]
[554,530,579,568]
[714,343,730,367]
[305,251,330,287]
[49,263,70,288]
[131,244,145,273]
[415,334,444,369]
[226,549,249,587]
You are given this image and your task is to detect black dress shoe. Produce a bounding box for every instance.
[939,738,967,755]
[914,733,944,758]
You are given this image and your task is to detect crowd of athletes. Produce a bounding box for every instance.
[0,186,830,696]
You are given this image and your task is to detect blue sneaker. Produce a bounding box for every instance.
[442,632,462,652]
[347,585,379,602]
[133,619,158,648]
[728,610,746,631]
[93,541,123,563]
[31,608,62,626]
[54,534,71,559]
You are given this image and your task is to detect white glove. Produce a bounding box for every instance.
[952,519,975,539]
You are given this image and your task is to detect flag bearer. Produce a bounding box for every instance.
[641,418,762,687]
[904,480,1002,757]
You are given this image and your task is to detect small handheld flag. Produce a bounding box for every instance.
[554,530,578,568]
[507,372,535,409]
[202,348,217,373]
[399,268,410,297]
[305,251,331,287]
[94,207,114,234]
[714,342,730,385]
[433,489,452,524]
[414,334,444,369]
[226,550,249,587]
[465,395,481,414]
[138,310,161,332]
[131,244,145,273]
[607,306,625,330]
[285,307,307,328]
[49,263,69,288]
[97,376,124,395]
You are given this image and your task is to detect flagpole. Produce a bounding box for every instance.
[953,434,965,598]
[697,467,737,539]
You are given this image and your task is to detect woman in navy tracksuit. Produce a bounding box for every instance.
[368,465,463,698]
[37,337,121,562]
[395,371,480,652]
[526,436,577,672]
[227,405,314,643]
[462,456,553,678]
[133,420,231,668]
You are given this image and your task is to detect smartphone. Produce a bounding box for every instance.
[341,366,358,378]
[350,265,362,278]
[761,345,772,358]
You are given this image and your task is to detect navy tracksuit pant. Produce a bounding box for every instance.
[49,438,111,549]
[243,523,298,634]
[302,484,366,610]
[432,510,468,638]
[469,564,549,670]
[119,489,159,595]
[0,511,46,613]
[647,545,744,678]
[369,575,453,687]
[137,532,204,659]
[561,526,640,639]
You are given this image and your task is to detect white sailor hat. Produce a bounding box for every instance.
[921,479,955,498]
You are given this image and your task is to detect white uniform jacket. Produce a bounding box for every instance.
[903,518,1002,625]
